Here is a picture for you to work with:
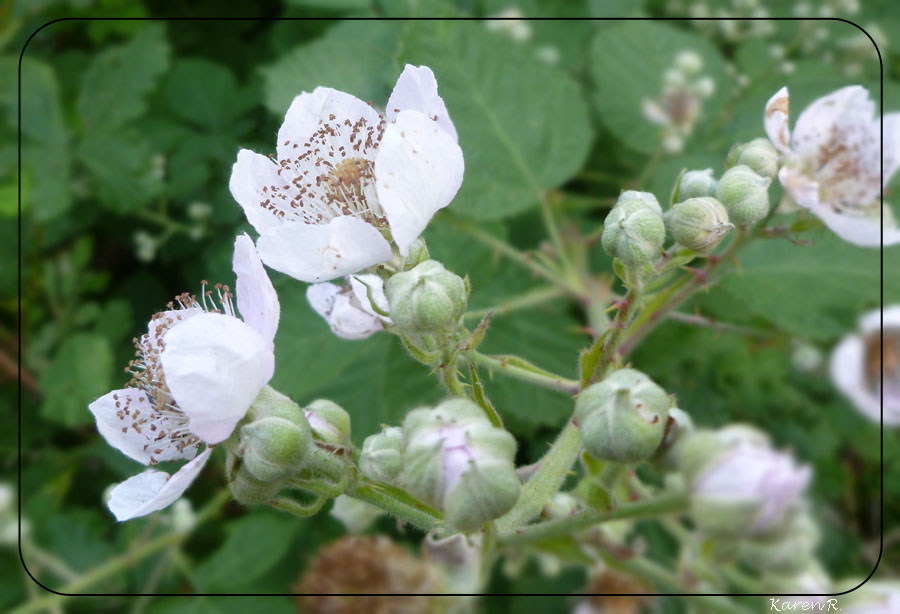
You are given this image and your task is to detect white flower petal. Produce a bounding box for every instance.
[228,150,286,235]
[883,112,900,185]
[256,216,392,283]
[385,65,458,141]
[375,110,464,256]
[349,274,391,322]
[830,334,884,423]
[161,313,274,443]
[328,292,384,339]
[108,449,212,521]
[277,87,381,162]
[306,282,341,320]
[89,388,198,465]
[860,305,900,333]
[233,233,280,346]
[764,86,792,155]
[791,85,873,160]
[779,166,900,247]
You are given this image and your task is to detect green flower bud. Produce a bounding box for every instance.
[665,197,733,253]
[542,493,579,520]
[240,416,313,483]
[575,368,671,463]
[304,399,351,445]
[728,137,779,179]
[385,260,467,333]
[228,462,280,505]
[359,426,404,482]
[400,399,520,531]
[716,165,771,227]
[738,511,820,574]
[676,169,718,201]
[601,193,666,268]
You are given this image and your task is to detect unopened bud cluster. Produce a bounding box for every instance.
[227,387,351,504]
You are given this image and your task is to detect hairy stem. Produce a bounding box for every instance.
[496,421,582,531]
[346,481,448,534]
[498,492,688,546]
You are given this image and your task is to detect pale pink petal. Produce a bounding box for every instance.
[779,166,900,247]
[276,87,382,162]
[107,449,212,521]
[385,65,458,141]
[349,274,391,321]
[229,149,288,235]
[89,389,199,465]
[256,216,392,283]
[327,292,384,339]
[233,233,280,347]
[764,87,792,155]
[791,86,873,160]
[375,110,464,256]
[161,313,274,443]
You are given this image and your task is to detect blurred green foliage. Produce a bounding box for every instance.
[4,0,900,610]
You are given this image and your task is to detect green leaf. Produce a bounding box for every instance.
[15,57,67,143]
[399,22,593,219]
[193,510,300,592]
[713,235,899,340]
[78,24,170,131]
[40,333,114,427]
[260,20,400,116]
[590,21,731,154]
[165,59,246,129]
[76,131,163,213]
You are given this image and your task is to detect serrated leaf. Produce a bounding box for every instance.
[78,24,170,130]
[165,58,245,128]
[590,21,730,154]
[76,131,163,213]
[40,333,113,427]
[399,23,593,219]
[193,510,300,592]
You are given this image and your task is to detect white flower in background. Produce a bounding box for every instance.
[842,581,900,614]
[830,306,900,425]
[230,65,464,283]
[88,235,280,521]
[306,273,391,340]
[764,86,900,246]
[485,7,532,42]
[642,51,715,154]
[689,425,811,536]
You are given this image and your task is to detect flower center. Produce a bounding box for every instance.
[265,113,388,228]
[864,329,900,403]
[322,157,385,225]
[123,284,235,463]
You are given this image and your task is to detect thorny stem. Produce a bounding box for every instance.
[619,231,749,357]
[470,352,580,395]
[593,285,642,382]
[13,489,231,614]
